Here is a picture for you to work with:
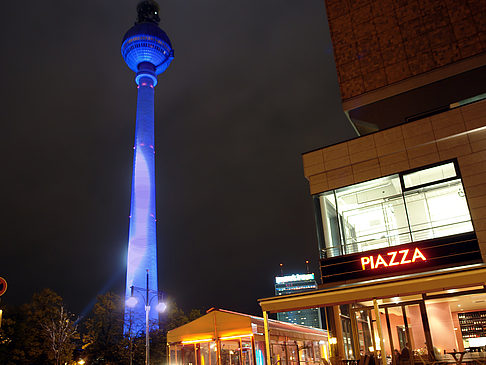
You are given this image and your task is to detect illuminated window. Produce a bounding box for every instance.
[220,340,241,365]
[315,160,473,258]
[403,161,457,188]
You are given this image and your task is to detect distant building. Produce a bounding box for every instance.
[275,273,322,328]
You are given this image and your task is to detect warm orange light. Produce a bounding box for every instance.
[181,333,253,344]
[360,247,426,270]
[181,338,213,344]
[219,334,254,340]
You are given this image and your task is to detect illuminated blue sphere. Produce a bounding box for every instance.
[121,1,174,85]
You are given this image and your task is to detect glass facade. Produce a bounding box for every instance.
[315,161,473,258]
[329,287,486,362]
[221,340,242,365]
[169,338,327,365]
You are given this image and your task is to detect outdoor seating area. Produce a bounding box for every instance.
[340,351,486,365]
[407,351,486,365]
[167,308,329,365]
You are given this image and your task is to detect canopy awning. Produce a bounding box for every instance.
[259,265,486,313]
[167,308,327,343]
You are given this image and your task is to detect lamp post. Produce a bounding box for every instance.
[126,269,167,365]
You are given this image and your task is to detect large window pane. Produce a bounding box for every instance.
[405,180,473,241]
[422,290,486,361]
[199,342,217,365]
[403,162,456,189]
[170,345,183,365]
[316,162,473,259]
[254,341,266,365]
[354,306,374,356]
[221,340,241,365]
[317,191,342,258]
[298,340,314,365]
[183,344,196,365]
[404,304,428,357]
[286,343,299,365]
[242,340,253,365]
[335,175,410,254]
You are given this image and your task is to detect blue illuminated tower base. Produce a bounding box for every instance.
[122,0,174,334]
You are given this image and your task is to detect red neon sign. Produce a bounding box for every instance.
[360,248,426,271]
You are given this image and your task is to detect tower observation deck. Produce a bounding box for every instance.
[122,0,174,333]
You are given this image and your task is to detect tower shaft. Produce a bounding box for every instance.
[122,0,174,335]
[125,75,159,328]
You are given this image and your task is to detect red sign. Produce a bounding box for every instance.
[360,247,427,271]
[321,232,480,283]
[0,277,6,296]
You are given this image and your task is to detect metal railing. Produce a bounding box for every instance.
[322,220,473,258]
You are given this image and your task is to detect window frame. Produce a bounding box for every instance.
[314,158,472,259]
[398,159,461,192]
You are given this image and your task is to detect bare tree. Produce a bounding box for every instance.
[41,305,77,365]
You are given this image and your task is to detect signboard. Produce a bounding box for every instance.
[320,232,481,284]
[275,273,315,284]
[360,247,427,271]
[0,277,6,296]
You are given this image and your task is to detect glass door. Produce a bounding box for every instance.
[339,304,357,360]
[382,302,431,365]
[241,340,254,365]
[352,299,432,365]
[353,307,375,357]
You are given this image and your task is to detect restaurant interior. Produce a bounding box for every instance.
[334,285,486,365]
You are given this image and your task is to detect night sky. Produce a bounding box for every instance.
[0,1,356,317]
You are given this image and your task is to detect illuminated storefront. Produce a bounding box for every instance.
[260,267,486,365]
[167,308,328,365]
[260,96,486,365]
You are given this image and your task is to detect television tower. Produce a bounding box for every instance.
[121,0,174,332]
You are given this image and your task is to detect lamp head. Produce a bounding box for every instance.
[156,302,167,312]
[126,296,138,308]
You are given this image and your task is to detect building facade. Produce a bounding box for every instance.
[325,0,486,135]
[275,274,322,328]
[259,1,486,364]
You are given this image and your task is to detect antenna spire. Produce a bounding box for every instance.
[136,0,160,24]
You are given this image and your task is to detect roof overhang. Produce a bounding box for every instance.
[259,265,486,313]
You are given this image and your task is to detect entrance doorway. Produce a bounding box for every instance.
[349,300,433,364]
[397,326,407,351]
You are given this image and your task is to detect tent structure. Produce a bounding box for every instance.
[167,308,329,365]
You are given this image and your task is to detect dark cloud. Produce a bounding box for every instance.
[0,0,356,315]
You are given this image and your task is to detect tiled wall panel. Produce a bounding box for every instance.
[303,99,486,257]
[325,0,486,100]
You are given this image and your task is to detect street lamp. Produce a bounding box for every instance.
[126,269,166,365]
